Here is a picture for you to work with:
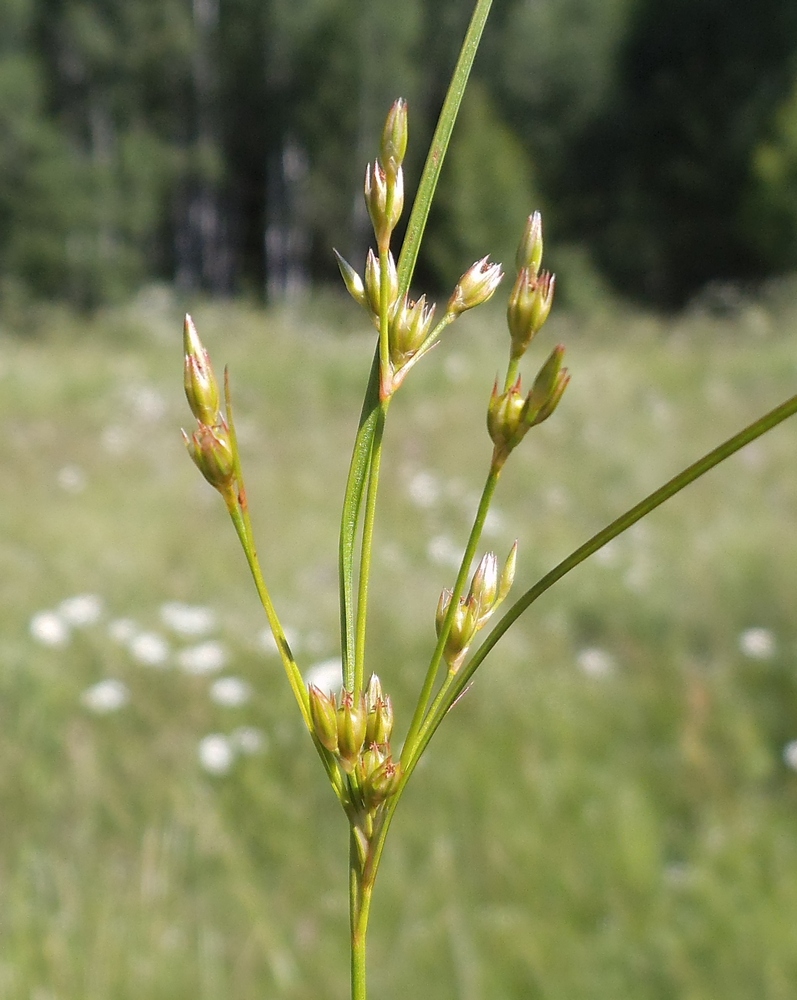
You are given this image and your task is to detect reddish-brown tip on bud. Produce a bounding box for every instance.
[364,248,399,322]
[361,755,402,810]
[183,314,220,426]
[365,160,404,249]
[337,690,367,772]
[183,421,235,491]
[448,257,503,316]
[389,293,436,369]
[507,268,556,360]
[309,685,339,753]
[381,98,408,180]
[515,211,544,277]
[487,377,527,454]
[467,551,499,623]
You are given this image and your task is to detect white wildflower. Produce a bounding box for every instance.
[30,611,69,647]
[57,465,87,493]
[210,676,251,707]
[198,734,234,775]
[739,627,776,660]
[407,470,441,509]
[783,740,797,771]
[59,594,103,627]
[178,640,228,675]
[81,679,129,714]
[577,647,616,678]
[160,602,217,637]
[129,632,170,667]
[231,726,267,755]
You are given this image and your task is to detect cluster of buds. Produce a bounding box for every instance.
[335,100,505,397]
[488,346,570,467]
[365,98,407,252]
[485,213,569,468]
[309,675,401,816]
[507,211,556,361]
[182,314,235,495]
[436,544,517,672]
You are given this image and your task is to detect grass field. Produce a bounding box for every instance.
[2,284,797,999]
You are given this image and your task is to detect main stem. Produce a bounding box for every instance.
[402,464,501,758]
[351,872,374,1000]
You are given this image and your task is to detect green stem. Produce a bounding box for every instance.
[222,376,345,796]
[396,0,493,297]
[350,874,373,1000]
[349,832,367,1000]
[222,373,309,726]
[354,399,389,695]
[340,349,381,691]
[367,390,797,906]
[416,389,797,758]
[402,464,501,762]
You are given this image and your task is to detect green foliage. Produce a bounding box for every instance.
[576,0,797,306]
[747,78,797,271]
[2,0,797,306]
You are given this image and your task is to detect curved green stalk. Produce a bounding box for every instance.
[416,389,797,757]
[396,0,494,297]
[360,390,797,912]
[223,376,343,796]
[401,464,501,764]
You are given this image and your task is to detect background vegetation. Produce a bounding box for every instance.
[3,1,797,995]
[3,0,797,308]
[2,289,797,997]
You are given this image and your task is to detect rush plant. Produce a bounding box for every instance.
[180,2,797,997]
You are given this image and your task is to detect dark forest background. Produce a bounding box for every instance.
[3,0,797,310]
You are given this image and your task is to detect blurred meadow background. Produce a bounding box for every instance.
[3,0,797,997]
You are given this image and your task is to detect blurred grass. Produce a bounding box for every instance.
[1,284,797,998]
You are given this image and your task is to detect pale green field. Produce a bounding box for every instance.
[1,286,797,999]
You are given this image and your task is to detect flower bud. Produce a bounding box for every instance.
[380,98,408,181]
[337,690,367,772]
[364,249,399,323]
[361,754,402,811]
[183,422,235,491]
[507,268,556,360]
[365,160,404,249]
[498,541,518,604]
[447,257,503,316]
[366,693,394,747]
[515,211,544,277]
[333,250,366,309]
[436,587,476,671]
[309,685,339,753]
[183,314,220,426]
[389,293,436,368]
[487,377,528,453]
[467,551,498,624]
[526,344,569,427]
[364,674,394,747]
[364,673,384,711]
[355,744,386,787]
